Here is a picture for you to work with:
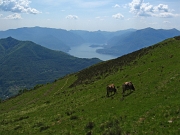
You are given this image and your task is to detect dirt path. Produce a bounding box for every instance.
[53,78,69,96]
[61,78,69,90]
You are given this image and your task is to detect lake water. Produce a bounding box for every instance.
[68,44,116,61]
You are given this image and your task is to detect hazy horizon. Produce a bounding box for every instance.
[1,26,180,32]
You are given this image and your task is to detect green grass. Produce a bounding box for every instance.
[0,37,180,134]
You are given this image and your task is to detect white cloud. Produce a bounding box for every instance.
[129,0,143,13]
[0,14,3,17]
[129,0,179,18]
[4,13,22,19]
[129,0,154,16]
[66,15,78,20]
[0,0,40,14]
[112,13,124,19]
[113,4,120,8]
[141,3,154,13]
[154,4,169,12]
[156,12,179,18]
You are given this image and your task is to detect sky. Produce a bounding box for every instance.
[0,0,180,31]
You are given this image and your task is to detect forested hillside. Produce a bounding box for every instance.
[0,37,101,99]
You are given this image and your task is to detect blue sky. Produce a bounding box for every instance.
[0,0,180,31]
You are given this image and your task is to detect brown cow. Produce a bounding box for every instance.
[106,84,117,97]
[122,81,135,95]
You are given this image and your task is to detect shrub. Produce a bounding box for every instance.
[85,121,95,130]
[100,117,122,135]
[14,125,22,130]
[65,110,75,116]
[70,115,78,120]
[40,126,50,132]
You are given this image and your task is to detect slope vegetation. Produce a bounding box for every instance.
[0,37,101,99]
[0,36,180,134]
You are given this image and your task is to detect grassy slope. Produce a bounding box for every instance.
[0,37,180,134]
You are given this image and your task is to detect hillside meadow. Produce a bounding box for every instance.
[0,36,180,134]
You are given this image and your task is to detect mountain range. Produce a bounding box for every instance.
[0,37,101,99]
[0,27,84,52]
[97,27,180,56]
[1,27,180,58]
[70,28,136,44]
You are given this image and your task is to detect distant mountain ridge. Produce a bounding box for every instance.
[70,29,136,44]
[0,27,136,53]
[0,27,180,57]
[0,27,85,52]
[0,37,101,99]
[97,27,180,56]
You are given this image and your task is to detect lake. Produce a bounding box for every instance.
[68,44,116,61]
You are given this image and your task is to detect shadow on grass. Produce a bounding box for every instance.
[121,91,134,101]
[107,93,116,98]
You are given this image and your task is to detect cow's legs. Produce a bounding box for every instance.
[106,90,109,97]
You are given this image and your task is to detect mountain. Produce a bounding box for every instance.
[0,27,85,52]
[0,36,180,134]
[0,37,101,99]
[97,27,180,56]
[1,27,180,58]
[0,27,136,51]
[70,29,136,44]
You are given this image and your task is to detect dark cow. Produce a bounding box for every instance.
[106,84,117,97]
[122,81,135,95]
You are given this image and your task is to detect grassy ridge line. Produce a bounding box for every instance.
[71,37,176,87]
[0,37,180,134]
